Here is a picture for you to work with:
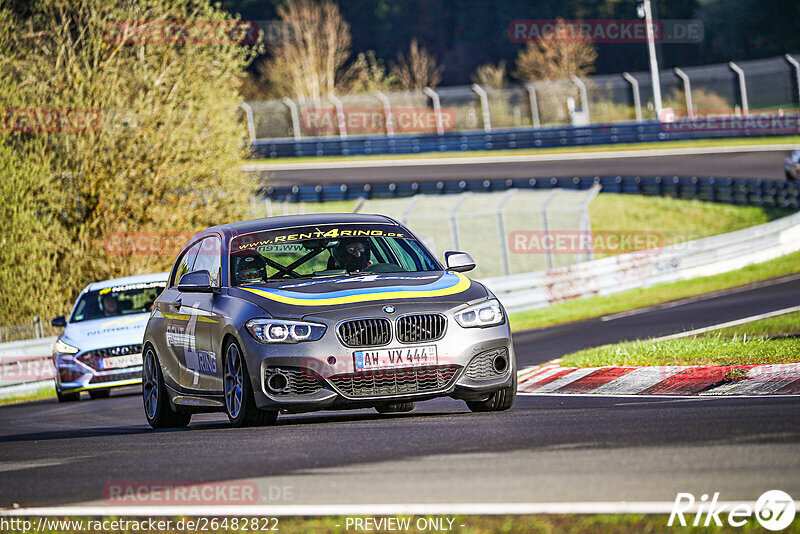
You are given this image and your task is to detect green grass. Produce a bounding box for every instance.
[561,334,800,367]
[589,194,791,251]
[560,305,800,368]
[0,384,55,406]
[717,311,800,337]
[7,515,798,533]
[509,249,800,332]
[249,135,800,165]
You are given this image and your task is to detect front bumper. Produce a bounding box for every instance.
[239,305,515,412]
[54,352,142,393]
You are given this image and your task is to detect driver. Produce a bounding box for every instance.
[101,294,119,317]
[329,238,371,272]
[235,252,267,284]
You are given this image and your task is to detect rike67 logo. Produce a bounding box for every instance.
[669,490,796,531]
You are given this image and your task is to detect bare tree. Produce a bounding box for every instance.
[340,50,397,93]
[513,23,597,82]
[264,0,352,101]
[471,61,507,89]
[390,39,444,90]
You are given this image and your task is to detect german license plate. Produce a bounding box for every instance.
[101,353,142,370]
[354,345,437,371]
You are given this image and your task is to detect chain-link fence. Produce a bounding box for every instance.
[0,317,60,343]
[245,55,800,140]
[252,188,599,278]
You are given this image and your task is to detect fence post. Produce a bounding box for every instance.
[728,62,749,116]
[374,91,395,136]
[524,83,541,128]
[540,189,561,270]
[238,102,256,143]
[622,73,643,123]
[471,84,492,132]
[328,93,347,138]
[496,189,517,275]
[449,193,471,251]
[571,76,590,124]
[281,97,302,140]
[674,68,695,119]
[423,87,444,135]
[579,185,601,262]
[786,54,800,108]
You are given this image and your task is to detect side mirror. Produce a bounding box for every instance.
[178,270,214,293]
[445,251,476,273]
[51,316,66,328]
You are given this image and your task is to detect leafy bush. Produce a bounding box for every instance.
[0,0,255,323]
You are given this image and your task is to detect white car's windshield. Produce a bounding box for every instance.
[70,281,166,323]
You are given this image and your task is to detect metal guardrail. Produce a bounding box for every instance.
[264,176,800,209]
[251,115,800,158]
[481,209,800,313]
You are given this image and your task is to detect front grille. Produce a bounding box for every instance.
[89,370,141,384]
[337,318,391,347]
[465,348,509,381]
[397,314,446,343]
[264,367,323,396]
[329,365,459,398]
[79,344,142,371]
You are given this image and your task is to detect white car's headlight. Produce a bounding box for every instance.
[454,299,505,328]
[53,339,79,355]
[246,319,326,344]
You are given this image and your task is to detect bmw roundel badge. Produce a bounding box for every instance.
[383,305,396,314]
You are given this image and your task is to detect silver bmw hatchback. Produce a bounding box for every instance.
[142,213,515,428]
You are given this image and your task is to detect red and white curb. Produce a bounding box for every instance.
[517,360,800,396]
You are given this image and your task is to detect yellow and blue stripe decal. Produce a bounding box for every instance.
[240,273,471,306]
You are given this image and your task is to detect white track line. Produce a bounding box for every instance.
[0,501,778,516]
[244,144,798,171]
[649,305,800,342]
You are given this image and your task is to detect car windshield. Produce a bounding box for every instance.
[70,281,166,323]
[230,223,440,284]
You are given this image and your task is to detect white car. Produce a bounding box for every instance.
[786,149,800,180]
[51,273,168,402]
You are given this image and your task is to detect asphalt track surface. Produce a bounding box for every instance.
[1,275,798,509]
[262,149,794,187]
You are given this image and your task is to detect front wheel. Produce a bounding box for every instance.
[223,339,277,428]
[787,170,797,181]
[89,389,111,400]
[56,388,79,402]
[465,381,516,412]
[142,346,191,428]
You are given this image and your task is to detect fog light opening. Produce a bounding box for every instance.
[267,372,289,393]
[492,353,508,374]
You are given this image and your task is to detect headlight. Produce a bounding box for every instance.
[454,299,504,328]
[246,319,326,344]
[53,339,79,355]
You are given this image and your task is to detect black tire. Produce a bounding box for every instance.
[142,345,191,429]
[787,170,797,181]
[375,401,415,414]
[56,389,80,402]
[223,338,277,428]
[89,389,111,399]
[465,380,517,413]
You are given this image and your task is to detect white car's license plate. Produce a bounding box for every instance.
[102,353,142,370]
[354,345,437,371]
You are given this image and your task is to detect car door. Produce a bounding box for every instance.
[159,241,201,388]
[181,235,224,393]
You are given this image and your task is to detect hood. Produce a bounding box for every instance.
[230,271,487,319]
[61,314,149,352]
